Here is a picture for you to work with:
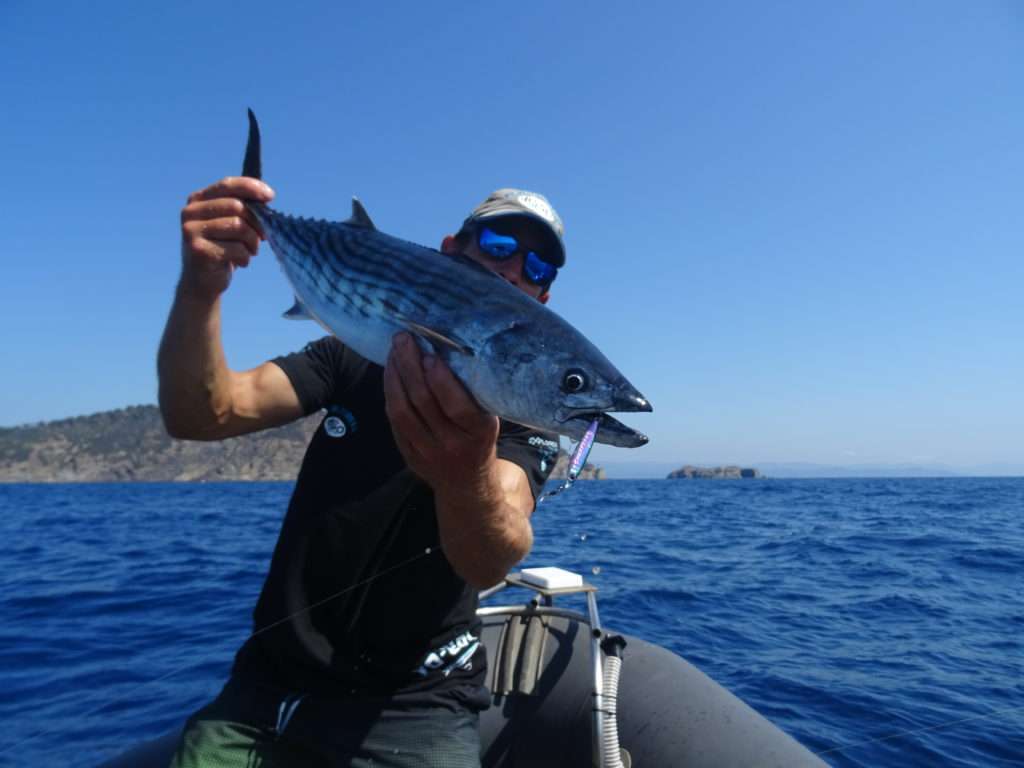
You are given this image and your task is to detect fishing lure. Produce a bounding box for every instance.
[539,417,601,503]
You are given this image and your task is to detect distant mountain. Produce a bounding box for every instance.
[0,405,319,482]
[0,405,600,482]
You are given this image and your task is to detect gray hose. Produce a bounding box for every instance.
[601,654,625,768]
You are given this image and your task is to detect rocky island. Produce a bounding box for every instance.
[0,405,602,483]
[667,465,763,479]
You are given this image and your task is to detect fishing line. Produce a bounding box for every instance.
[3,461,593,759]
[813,701,1024,758]
[0,542,446,758]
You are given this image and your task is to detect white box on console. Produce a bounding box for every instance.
[519,567,584,589]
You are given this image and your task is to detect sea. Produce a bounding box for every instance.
[1,479,1022,767]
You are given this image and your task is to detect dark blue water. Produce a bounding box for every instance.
[1,479,1022,767]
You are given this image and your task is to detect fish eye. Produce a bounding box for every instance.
[562,369,588,394]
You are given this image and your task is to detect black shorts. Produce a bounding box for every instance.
[170,677,481,768]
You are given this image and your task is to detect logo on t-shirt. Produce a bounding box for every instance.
[413,631,480,678]
[323,405,358,438]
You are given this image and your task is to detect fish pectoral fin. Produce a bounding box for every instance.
[404,322,474,356]
[346,198,377,230]
[282,298,314,321]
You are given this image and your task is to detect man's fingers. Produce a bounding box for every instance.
[383,343,434,444]
[392,429,425,470]
[181,197,264,238]
[190,239,253,269]
[187,176,274,205]
[392,336,449,432]
[423,353,492,434]
[199,217,262,255]
[184,217,261,256]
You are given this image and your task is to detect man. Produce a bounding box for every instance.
[159,176,566,767]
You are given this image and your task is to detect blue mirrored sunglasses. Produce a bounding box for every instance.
[476,226,558,288]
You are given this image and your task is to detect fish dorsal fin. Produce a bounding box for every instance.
[282,298,313,320]
[243,108,262,180]
[404,321,474,356]
[346,198,377,230]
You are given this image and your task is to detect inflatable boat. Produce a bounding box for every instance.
[100,569,827,767]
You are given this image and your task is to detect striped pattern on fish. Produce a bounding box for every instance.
[263,208,488,357]
[242,110,651,448]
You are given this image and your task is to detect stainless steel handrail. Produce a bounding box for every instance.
[476,605,590,623]
[478,573,617,768]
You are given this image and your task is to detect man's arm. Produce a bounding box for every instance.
[433,458,535,589]
[158,176,304,441]
[383,332,535,589]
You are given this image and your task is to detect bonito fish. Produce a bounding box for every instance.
[241,111,651,447]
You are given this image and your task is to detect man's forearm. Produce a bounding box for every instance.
[380,334,537,587]
[157,285,234,439]
[433,463,534,589]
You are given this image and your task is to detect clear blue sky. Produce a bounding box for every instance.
[2,1,1021,473]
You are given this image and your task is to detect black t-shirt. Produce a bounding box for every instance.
[231,337,556,710]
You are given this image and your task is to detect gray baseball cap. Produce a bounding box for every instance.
[460,188,566,267]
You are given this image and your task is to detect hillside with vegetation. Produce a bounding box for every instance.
[0,405,600,482]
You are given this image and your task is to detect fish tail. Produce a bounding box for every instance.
[243,108,262,180]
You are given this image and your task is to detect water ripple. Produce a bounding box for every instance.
[2,479,1023,766]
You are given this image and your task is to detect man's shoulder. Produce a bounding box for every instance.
[297,334,346,359]
[278,336,377,376]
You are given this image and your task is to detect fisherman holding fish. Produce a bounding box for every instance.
[158,171,570,764]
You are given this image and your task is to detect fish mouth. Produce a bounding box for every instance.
[557,384,653,449]
[573,413,650,448]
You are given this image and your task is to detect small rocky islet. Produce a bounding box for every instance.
[667,465,763,479]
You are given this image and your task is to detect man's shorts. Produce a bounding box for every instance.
[169,677,481,768]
